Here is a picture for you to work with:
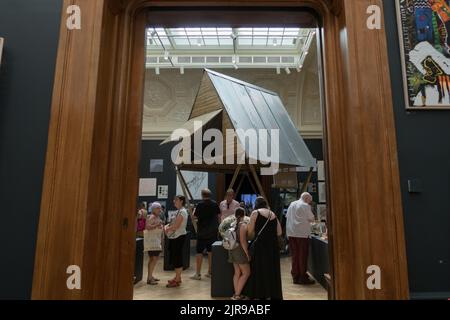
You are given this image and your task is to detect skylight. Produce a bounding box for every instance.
[146,27,316,69]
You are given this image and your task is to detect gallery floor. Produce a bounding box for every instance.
[133,241,327,300]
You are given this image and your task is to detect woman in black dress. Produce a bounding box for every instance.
[246,197,283,300]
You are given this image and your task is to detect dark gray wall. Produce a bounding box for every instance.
[384,1,450,299]
[0,0,62,299]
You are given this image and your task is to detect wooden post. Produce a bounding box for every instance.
[175,167,197,232]
[300,167,314,194]
[249,165,268,203]
[227,164,242,191]
[177,168,194,201]
[235,174,245,195]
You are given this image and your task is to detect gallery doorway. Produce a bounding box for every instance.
[32,0,409,300]
[133,12,327,300]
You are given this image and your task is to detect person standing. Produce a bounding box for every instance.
[286,192,316,285]
[164,195,188,288]
[219,189,240,221]
[136,202,147,238]
[190,189,221,280]
[228,207,251,300]
[144,202,164,285]
[246,197,283,300]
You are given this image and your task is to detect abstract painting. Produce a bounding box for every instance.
[397,0,450,109]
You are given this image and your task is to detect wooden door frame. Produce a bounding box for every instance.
[32,0,409,299]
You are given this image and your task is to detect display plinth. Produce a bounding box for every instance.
[211,241,234,297]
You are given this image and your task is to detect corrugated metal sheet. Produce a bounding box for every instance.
[207,69,316,168]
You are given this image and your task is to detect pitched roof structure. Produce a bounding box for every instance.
[162,69,316,173]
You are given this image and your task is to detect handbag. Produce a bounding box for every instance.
[248,210,272,258]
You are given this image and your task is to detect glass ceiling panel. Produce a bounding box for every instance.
[146,27,314,53]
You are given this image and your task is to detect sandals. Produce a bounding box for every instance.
[166,279,181,288]
[147,279,158,285]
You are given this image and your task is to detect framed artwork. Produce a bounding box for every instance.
[318,182,327,204]
[150,159,164,173]
[157,185,169,199]
[397,0,450,110]
[138,178,157,196]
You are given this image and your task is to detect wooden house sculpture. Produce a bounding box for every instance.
[162,69,316,203]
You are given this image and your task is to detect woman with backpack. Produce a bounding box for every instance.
[246,197,283,300]
[227,207,251,300]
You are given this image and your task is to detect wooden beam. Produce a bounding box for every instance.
[227,164,242,191]
[300,167,314,194]
[249,164,268,203]
[235,174,246,195]
[177,168,194,201]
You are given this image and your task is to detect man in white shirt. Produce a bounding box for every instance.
[286,192,316,285]
[219,189,240,222]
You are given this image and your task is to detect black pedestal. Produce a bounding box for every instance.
[134,238,144,283]
[211,241,234,298]
[163,232,191,271]
[307,235,329,289]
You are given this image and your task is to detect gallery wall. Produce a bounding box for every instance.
[384,0,450,298]
[0,0,63,299]
[138,140,217,211]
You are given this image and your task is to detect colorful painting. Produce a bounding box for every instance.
[397,0,450,109]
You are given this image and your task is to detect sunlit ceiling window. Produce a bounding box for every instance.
[145,27,316,69]
[146,27,311,51]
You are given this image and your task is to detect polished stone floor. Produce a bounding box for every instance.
[133,242,327,300]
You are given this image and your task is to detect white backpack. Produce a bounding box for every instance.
[222,222,239,250]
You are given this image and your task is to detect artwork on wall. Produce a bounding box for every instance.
[318,182,327,204]
[139,178,157,196]
[150,159,164,173]
[397,0,450,109]
[157,185,169,199]
[317,160,325,181]
[176,171,208,200]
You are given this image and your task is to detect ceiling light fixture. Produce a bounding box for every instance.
[197,38,202,46]
[180,66,185,74]
[273,38,278,46]
[230,32,237,40]
[155,67,160,75]
[285,67,291,75]
[232,55,237,64]
[164,50,169,60]
[234,64,239,70]
[276,66,281,74]
[296,66,302,72]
